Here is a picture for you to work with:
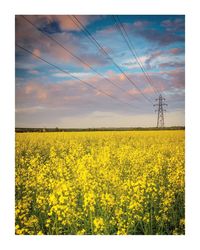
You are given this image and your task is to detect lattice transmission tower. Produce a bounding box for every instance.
[154,95,167,128]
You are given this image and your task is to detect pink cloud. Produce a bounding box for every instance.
[48,45,74,62]
[106,70,116,79]
[16,67,184,116]
[29,69,39,75]
[55,15,100,31]
[19,15,97,33]
[97,26,116,36]
[95,90,105,96]
[32,48,41,57]
[143,69,185,92]
[169,48,184,55]
[126,86,154,97]
[16,80,89,109]
[119,74,125,81]
[16,16,85,64]
[127,89,139,96]
[55,16,80,31]
[16,15,109,69]
[29,15,88,33]
[63,96,81,102]
[143,86,155,94]
[167,69,185,88]
[133,20,149,29]
[24,82,48,101]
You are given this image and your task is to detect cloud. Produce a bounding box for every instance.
[132,20,149,29]
[28,69,40,75]
[122,55,149,69]
[32,48,41,57]
[24,82,48,101]
[53,16,80,31]
[16,15,185,128]
[159,62,185,68]
[127,85,154,97]
[16,79,95,110]
[127,89,140,96]
[119,74,126,81]
[143,68,185,92]
[166,69,185,88]
[51,72,95,81]
[169,48,184,55]
[161,18,185,32]
[143,48,184,70]
[16,66,184,117]
[54,15,101,31]
[78,52,109,67]
[16,106,46,114]
[145,51,163,67]
[16,69,185,128]
[131,17,184,46]
[16,15,109,70]
[98,17,184,49]
[18,15,100,34]
[136,29,184,45]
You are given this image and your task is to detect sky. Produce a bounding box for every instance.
[15,15,185,128]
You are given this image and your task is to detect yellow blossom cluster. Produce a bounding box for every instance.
[15,130,185,235]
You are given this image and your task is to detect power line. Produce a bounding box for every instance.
[113,15,160,96]
[115,15,160,96]
[70,15,153,105]
[21,15,136,101]
[16,43,138,109]
[69,15,154,105]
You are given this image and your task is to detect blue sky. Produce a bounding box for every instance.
[15,15,185,128]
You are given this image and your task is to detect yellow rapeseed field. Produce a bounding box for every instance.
[15,130,185,235]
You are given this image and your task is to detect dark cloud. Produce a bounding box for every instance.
[130,17,185,46]
[135,29,184,45]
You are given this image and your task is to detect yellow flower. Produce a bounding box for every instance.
[16,131,184,235]
[93,217,104,233]
[37,231,43,235]
[117,228,127,235]
[76,229,86,235]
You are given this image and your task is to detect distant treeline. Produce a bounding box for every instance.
[15,126,185,133]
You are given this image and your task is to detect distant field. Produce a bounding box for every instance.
[15,131,185,235]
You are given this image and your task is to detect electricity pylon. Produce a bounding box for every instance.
[153,95,167,128]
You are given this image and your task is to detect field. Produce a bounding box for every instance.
[15,130,185,235]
